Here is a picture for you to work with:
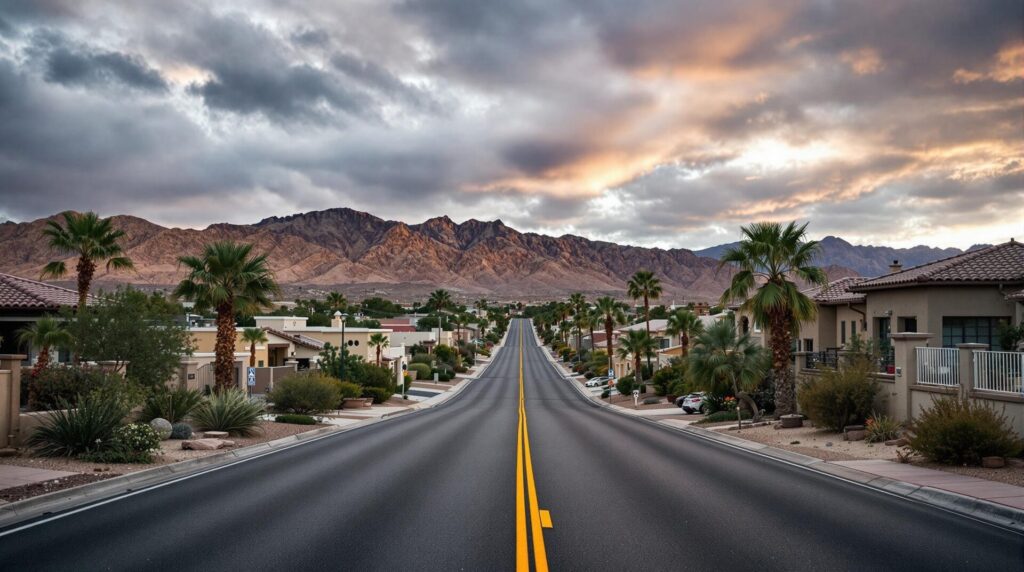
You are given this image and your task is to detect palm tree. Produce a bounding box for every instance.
[368,333,390,367]
[568,293,587,362]
[18,317,73,378]
[325,292,347,313]
[627,270,662,371]
[594,297,626,375]
[616,330,657,384]
[241,327,268,368]
[41,211,135,312]
[665,309,704,357]
[174,241,280,392]
[689,320,768,421]
[475,298,489,314]
[427,289,453,312]
[719,221,826,415]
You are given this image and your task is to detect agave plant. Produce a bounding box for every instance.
[28,393,128,457]
[139,388,204,424]
[190,389,265,437]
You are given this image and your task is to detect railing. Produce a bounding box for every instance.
[805,349,840,370]
[916,347,959,387]
[973,350,1024,394]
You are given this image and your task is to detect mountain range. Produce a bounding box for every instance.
[0,208,969,300]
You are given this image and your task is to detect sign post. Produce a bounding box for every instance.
[247,367,256,398]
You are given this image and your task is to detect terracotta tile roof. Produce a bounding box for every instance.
[0,272,88,310]
[263,327,326,351]
[802,277,866,305]
[850,241,1024,291]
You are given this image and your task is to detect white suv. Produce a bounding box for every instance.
[584,376,611,387]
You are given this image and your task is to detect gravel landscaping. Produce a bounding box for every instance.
[0,473,119,503]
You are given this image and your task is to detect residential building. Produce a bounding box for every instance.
[0,273,91,363]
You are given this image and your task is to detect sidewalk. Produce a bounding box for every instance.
[833,460,1024,510]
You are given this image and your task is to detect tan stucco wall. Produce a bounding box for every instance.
[864,286,1017,346]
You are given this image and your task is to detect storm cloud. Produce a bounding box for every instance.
[0,0,1020,250]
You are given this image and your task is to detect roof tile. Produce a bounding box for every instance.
[851,241,1024,291]
[0,273,87,310]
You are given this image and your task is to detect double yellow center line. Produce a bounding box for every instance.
[516,322,551,571]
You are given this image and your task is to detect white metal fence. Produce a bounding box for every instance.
[916,347,959,387]
[973,350,1024,394]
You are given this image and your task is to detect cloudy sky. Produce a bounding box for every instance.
[0,1,1021,250]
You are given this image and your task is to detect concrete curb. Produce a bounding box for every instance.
[532,331,1024,534]
[0,333,512,531]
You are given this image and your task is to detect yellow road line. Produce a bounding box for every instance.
[516,321,550,571]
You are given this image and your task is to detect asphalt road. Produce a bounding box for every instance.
[1,319,1022,570]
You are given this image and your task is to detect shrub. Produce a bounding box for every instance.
[797,364,879,432]
[865,413,901,443]
[113,423,161,455]
[266,372,342,414]
[338,381,363,400]
[275,414,317,425]
[349,362,395,389]
[407,363,432,381]
[139,388,204,423]
[600,389,610,399]
[697,410,753,424]
[170,422,193,440]
[909,398,1023,465]
[614,375,635,396]
[29,366,131,411]
[411,354,433,365]
[651,367,681,397]
[190,390,264,436]
[28,393,127,456]
[363,386,394,404]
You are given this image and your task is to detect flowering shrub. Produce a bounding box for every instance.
[865,414,901,443]
[82,423,162,464]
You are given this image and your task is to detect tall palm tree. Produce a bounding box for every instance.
[174,241,280,392]
[568,293,586,362]
[616,330,657,384]
[689,320,768,421]
[475,298,489,314]
[627,270,662,370]
[325,292,347,313]
[18,317,73,378]
[665,309,704,357]
[241,327,268,368]
[719,221,826,415]
[594,296,626,375]
[587,307,601,353]
[427,289,453,312]
[368,333,390,366]
[41,211,135,312]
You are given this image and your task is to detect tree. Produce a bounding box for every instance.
[174,241,280,392]
[627,270,662,371]
[40,211,135,312]
[568,293,587,363]
[427,289,453,313]
[719,221,826,415]
[616,330,657,385]
[63,287,194,389]
[594,297,626,375]
[325,292,347,313]
[18,317,72,378]
[369,332,390,367]
[241,328,268,368]
[689,320,768,421]
[665,309,704,357]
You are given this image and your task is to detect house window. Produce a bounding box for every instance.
[851,320,857,338]
[876,317,890,347]
[840,321,846,345]
[804,339,814,353]
[258,360,264,367]
[942,317,1009,348]
[899,317,917,333]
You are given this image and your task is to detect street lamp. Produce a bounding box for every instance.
[336,311,348,380]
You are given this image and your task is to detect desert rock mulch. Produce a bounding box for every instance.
[0,473,119,503]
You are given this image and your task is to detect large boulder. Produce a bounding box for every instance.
[181,438,235,451]
[149,418,173,440]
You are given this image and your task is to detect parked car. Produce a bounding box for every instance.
[585,376,611,387]
[675,392,706,414]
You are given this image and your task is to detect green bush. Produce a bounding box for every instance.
[139,387,204,423]
[411,354,433,365]
[696,410,753,424]
[407,362,432,381]
[362,386,394,404]
[910,398,1023,465]
[797,364,879,432]
[614,375,635,396]
[190,390,264,436]
[865,413,901,443]
[349,362,395,389]
[275,414,317,425]
[28,366,131,411]
[266,372,342,414]
[651,367,682,397]
[338,381,363,400]
[170,422,193,440]
[89,423,162,464]
[28,393,128,456]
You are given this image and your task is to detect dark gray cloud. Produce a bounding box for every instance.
[42,43,168,91]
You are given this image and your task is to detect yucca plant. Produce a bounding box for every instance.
[28,393,127,457]
[139,388,204,424]
[190,389,265,436]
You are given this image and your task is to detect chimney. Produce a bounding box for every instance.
[889,259,902,273]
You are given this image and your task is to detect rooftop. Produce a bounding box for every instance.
[0,272,90,311]
[851,240,1024,291]
[803,277,866,305]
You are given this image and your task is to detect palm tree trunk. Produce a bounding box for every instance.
[644,296,652,371]
[214,301,237,392]
[75,257,95,314]
[249,342,256,368]
[770,309,795,415]
[376,347,381,367]
[32,345,51,378]
[681,333,689,358]
[605,319,614,375]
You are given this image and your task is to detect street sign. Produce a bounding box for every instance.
[247,367,256,387]
[607,368,614,377]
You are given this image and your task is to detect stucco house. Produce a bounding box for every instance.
[0,273,92,363]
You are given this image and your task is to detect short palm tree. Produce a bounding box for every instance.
[719,221,826,415]
[594,297,626,375]
[18,317,73,378]
[241,327,268,368]
[689,320,768,421]
[174,241,280,392]
[325,292,347,312]
[41,211,135,312]
[627,270,662,370]
[368,333,390,366]
[616,330,657,383]
[665,309,704,357]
